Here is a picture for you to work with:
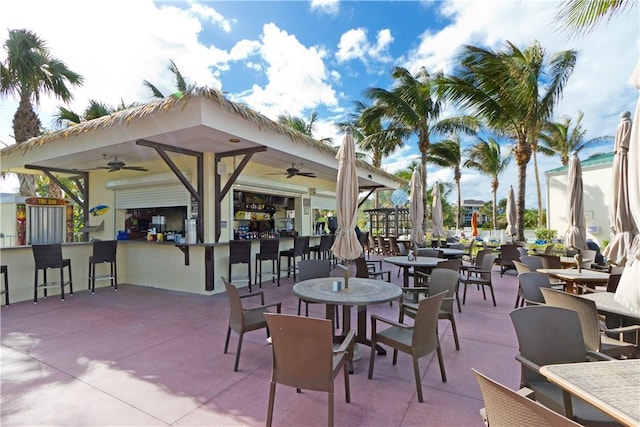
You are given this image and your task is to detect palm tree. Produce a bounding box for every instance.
[439,40,577,241]
[463,137,512,231]
[555,0,637,37]
[538,110,612,166]
[1,29,83,195]
[363,66,478,213]
[53,99,134,127]
[427,135,464,230]
[277,111,333,144]
[338,100,404,168]
[143,59,195,98]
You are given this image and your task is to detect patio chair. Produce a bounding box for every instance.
[368,291,447,403]
[297,259,339,328]
[517,246,529,258]
[355,256,391,282]
[460,253,498,306]
[510,305,617,424]
[88,240,118,293]
[540,288,639,358]
[265,313,355,427]
[519,255,543,271]
[401,268,461,350]
[223,277,281,371]
[499,244,520,276]
[32,243,73,303]
[517,272,551,307]
[473,369,581,427]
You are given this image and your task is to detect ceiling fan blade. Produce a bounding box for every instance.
[122,166,149,172]
[298,172,316,178]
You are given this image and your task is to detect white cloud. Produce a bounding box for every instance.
[336,28,394,65]
[310,0,340,16]
[238,23,337,120]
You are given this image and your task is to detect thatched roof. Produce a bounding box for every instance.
[1,87,404,185]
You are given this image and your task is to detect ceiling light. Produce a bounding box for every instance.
[229,138,240,143]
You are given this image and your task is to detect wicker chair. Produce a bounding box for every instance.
[265,313,354,427]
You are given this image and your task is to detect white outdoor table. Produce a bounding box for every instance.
[540,360,640,426]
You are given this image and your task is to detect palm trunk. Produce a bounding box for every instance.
[514,139,531,242]
[533,149,543,228]
[492,181,498,231]
[456,178,462,231]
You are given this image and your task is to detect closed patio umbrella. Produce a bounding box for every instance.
[471,211,478,238]
[409,168,425,246]
[615,59,640,316]
[603,111,638,266]
[431,182,444,239]
[564,153,588,251]
[505,185,517,239]
[331,127,362,261]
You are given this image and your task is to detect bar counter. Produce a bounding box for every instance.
[0,236,310,304]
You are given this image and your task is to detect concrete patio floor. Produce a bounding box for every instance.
[1,256,522,426]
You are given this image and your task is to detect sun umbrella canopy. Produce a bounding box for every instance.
[471,211,478,238]
[565,153,588,251]
[431,182,444,238]
[603,111,638,266]
[615,59,640,316]
[331,127,362,261]
[409,168,425,246]
[505,185,517,238]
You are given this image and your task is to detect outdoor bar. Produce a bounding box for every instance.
[0,90,403,303]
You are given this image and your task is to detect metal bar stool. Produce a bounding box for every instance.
[32,243,73,303]
[0,265,8,306]
[88,240,118,293]
[229,240,253,291]
[255,239,280,287]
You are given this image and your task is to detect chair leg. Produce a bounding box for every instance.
[413,359,423,403]
[343,361,350,403]
[367,341,377,379]
[328,390,334,427]
[489,285,496,306]
[33,271,38,304]
[88,259,92,290]
[450,317,460,350]
[462,282,467,305]
[436,343,447,382]
[266,381,276,427]
[234,333,244,371]
[60,267,65,301]
[224,326,231,353]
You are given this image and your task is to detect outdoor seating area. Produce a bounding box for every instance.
[2,256,527,426]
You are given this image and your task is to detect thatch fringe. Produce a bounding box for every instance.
[2,87,404,185]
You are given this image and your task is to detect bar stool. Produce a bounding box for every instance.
[309,234,331,260]
[279,236,307,282]
[0,265,8,306]
[88,240,118,293]
[32,243,73,303]
[255,239,280,287]
[229,240,253,291]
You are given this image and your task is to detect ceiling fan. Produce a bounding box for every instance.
[269,163,316,179]
[91,155,149,172]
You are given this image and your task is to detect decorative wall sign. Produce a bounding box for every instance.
[89,205,110,216]
[25,197,68,206]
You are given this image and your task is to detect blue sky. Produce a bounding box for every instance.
[1,0,639,208]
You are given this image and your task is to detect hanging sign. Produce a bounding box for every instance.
[25,197,68,206]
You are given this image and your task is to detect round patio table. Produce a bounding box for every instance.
[293,277,402,357]
[384,256,445,286]
[416,247,464,259]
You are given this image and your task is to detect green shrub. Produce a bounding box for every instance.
[535,229,557,242]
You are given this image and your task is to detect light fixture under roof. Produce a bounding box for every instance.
[229,138,240,143]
